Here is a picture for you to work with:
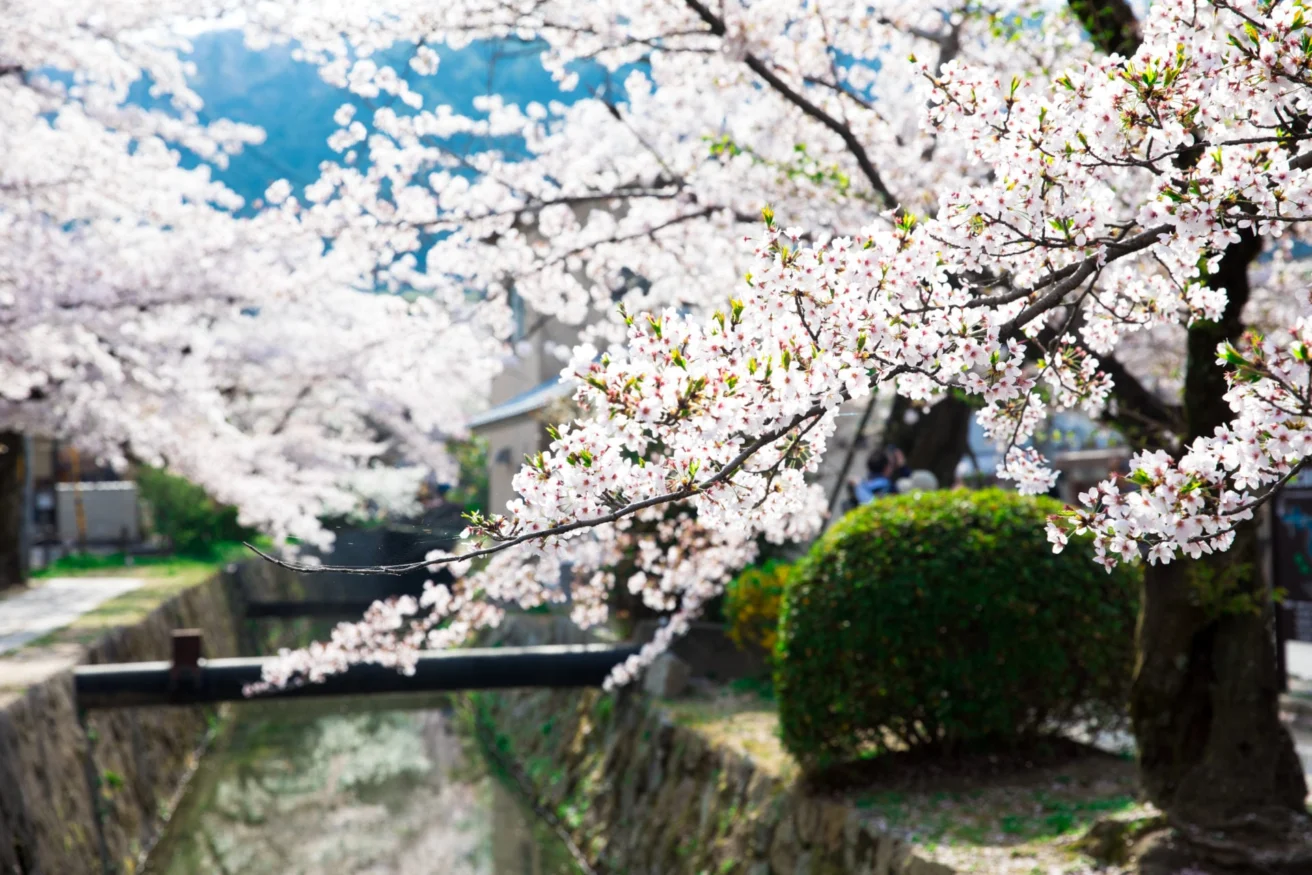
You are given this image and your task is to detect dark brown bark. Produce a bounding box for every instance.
[0,432,26,590]
[1133,538,1307,812]
[1098,354,1184,453]
[1131,235,1312,870]
[881,393,973,489]
[1068,0,1142,57]
[1063,1,1312,864]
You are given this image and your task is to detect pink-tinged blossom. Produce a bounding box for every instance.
[1062,323,1312,568]
[2,1,506,548]
[442,2,1312,593]
[220,0,1312,686]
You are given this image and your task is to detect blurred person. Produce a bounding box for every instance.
[895,469,939,494]
[853,446,909,504]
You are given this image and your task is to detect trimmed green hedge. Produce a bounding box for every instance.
[776,488,1139,766]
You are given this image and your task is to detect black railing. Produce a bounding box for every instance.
[75,635,637,709]
[241,600,389,619]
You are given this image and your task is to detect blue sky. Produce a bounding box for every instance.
[171,31,624,207]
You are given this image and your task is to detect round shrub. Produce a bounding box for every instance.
[724,560,792,658]
[776,488,1139,766]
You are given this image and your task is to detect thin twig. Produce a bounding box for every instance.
[246,403,832,575]
[682,0,898,208]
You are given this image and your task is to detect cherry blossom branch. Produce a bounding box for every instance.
[681,0,898,208]
[1050,324,1312,566]
[244,403,832,576]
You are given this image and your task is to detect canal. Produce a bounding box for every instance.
[142,695,584,875]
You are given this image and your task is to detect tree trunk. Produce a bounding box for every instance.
[1131,235,1312,871]
[0,431,27,590]
[1057,4,1311,867]
[1133,537,1311,870]
[881,393,973,489]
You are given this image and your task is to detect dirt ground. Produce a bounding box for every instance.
[665,682,1154,875]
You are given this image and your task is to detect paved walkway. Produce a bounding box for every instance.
[1286,642,1312,780]
[1289,640,1312,682]
[1067,644,1312,787]
[0,577,144,655]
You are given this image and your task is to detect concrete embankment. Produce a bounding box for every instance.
[0,561,302,875]
[476,616,951,875]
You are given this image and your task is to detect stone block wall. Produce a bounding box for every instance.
[631,619,767,683]
[0,561,303,875]
[478,616,951,875]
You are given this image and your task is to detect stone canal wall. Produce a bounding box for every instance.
[0,561,302,875]
[478,616,950,875]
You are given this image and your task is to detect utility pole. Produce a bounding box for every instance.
[70,446,87,548]
[0,433,28,588]
[19,435,32,580]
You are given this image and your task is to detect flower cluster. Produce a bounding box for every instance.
[1050,323,1312,567]
[250,0,1312,686]
[28,0,1312,687]
[430,0,1312,606]
[1,1,507,546]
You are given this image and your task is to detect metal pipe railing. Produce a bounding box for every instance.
[242,600,391,619]
[75,639,637,709]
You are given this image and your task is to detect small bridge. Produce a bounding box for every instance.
[75,630,637,709]
[72,524,639,710]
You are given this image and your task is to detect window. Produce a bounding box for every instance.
[508,288,527,341]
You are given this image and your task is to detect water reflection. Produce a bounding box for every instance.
[145,697,581,875]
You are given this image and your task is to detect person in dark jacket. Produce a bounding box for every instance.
[853,446,910,504]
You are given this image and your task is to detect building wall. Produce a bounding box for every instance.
[480,417,551,516]
[55,482,140,545]
[488,307,583,408]
[481,298,585,515]
[489,333,545,409]
[30,438,55,483]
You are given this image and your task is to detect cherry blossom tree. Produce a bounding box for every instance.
[0,1,505,566]
[244,0,1312,867]
[11,0,1312,866]
[243,0,1072,683]
[245,0,1055,486]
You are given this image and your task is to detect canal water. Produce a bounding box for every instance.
[143,695,583,875]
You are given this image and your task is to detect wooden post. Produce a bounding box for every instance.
[168,629,204,694]
[0,433,26,589]
[70,447,87,548]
